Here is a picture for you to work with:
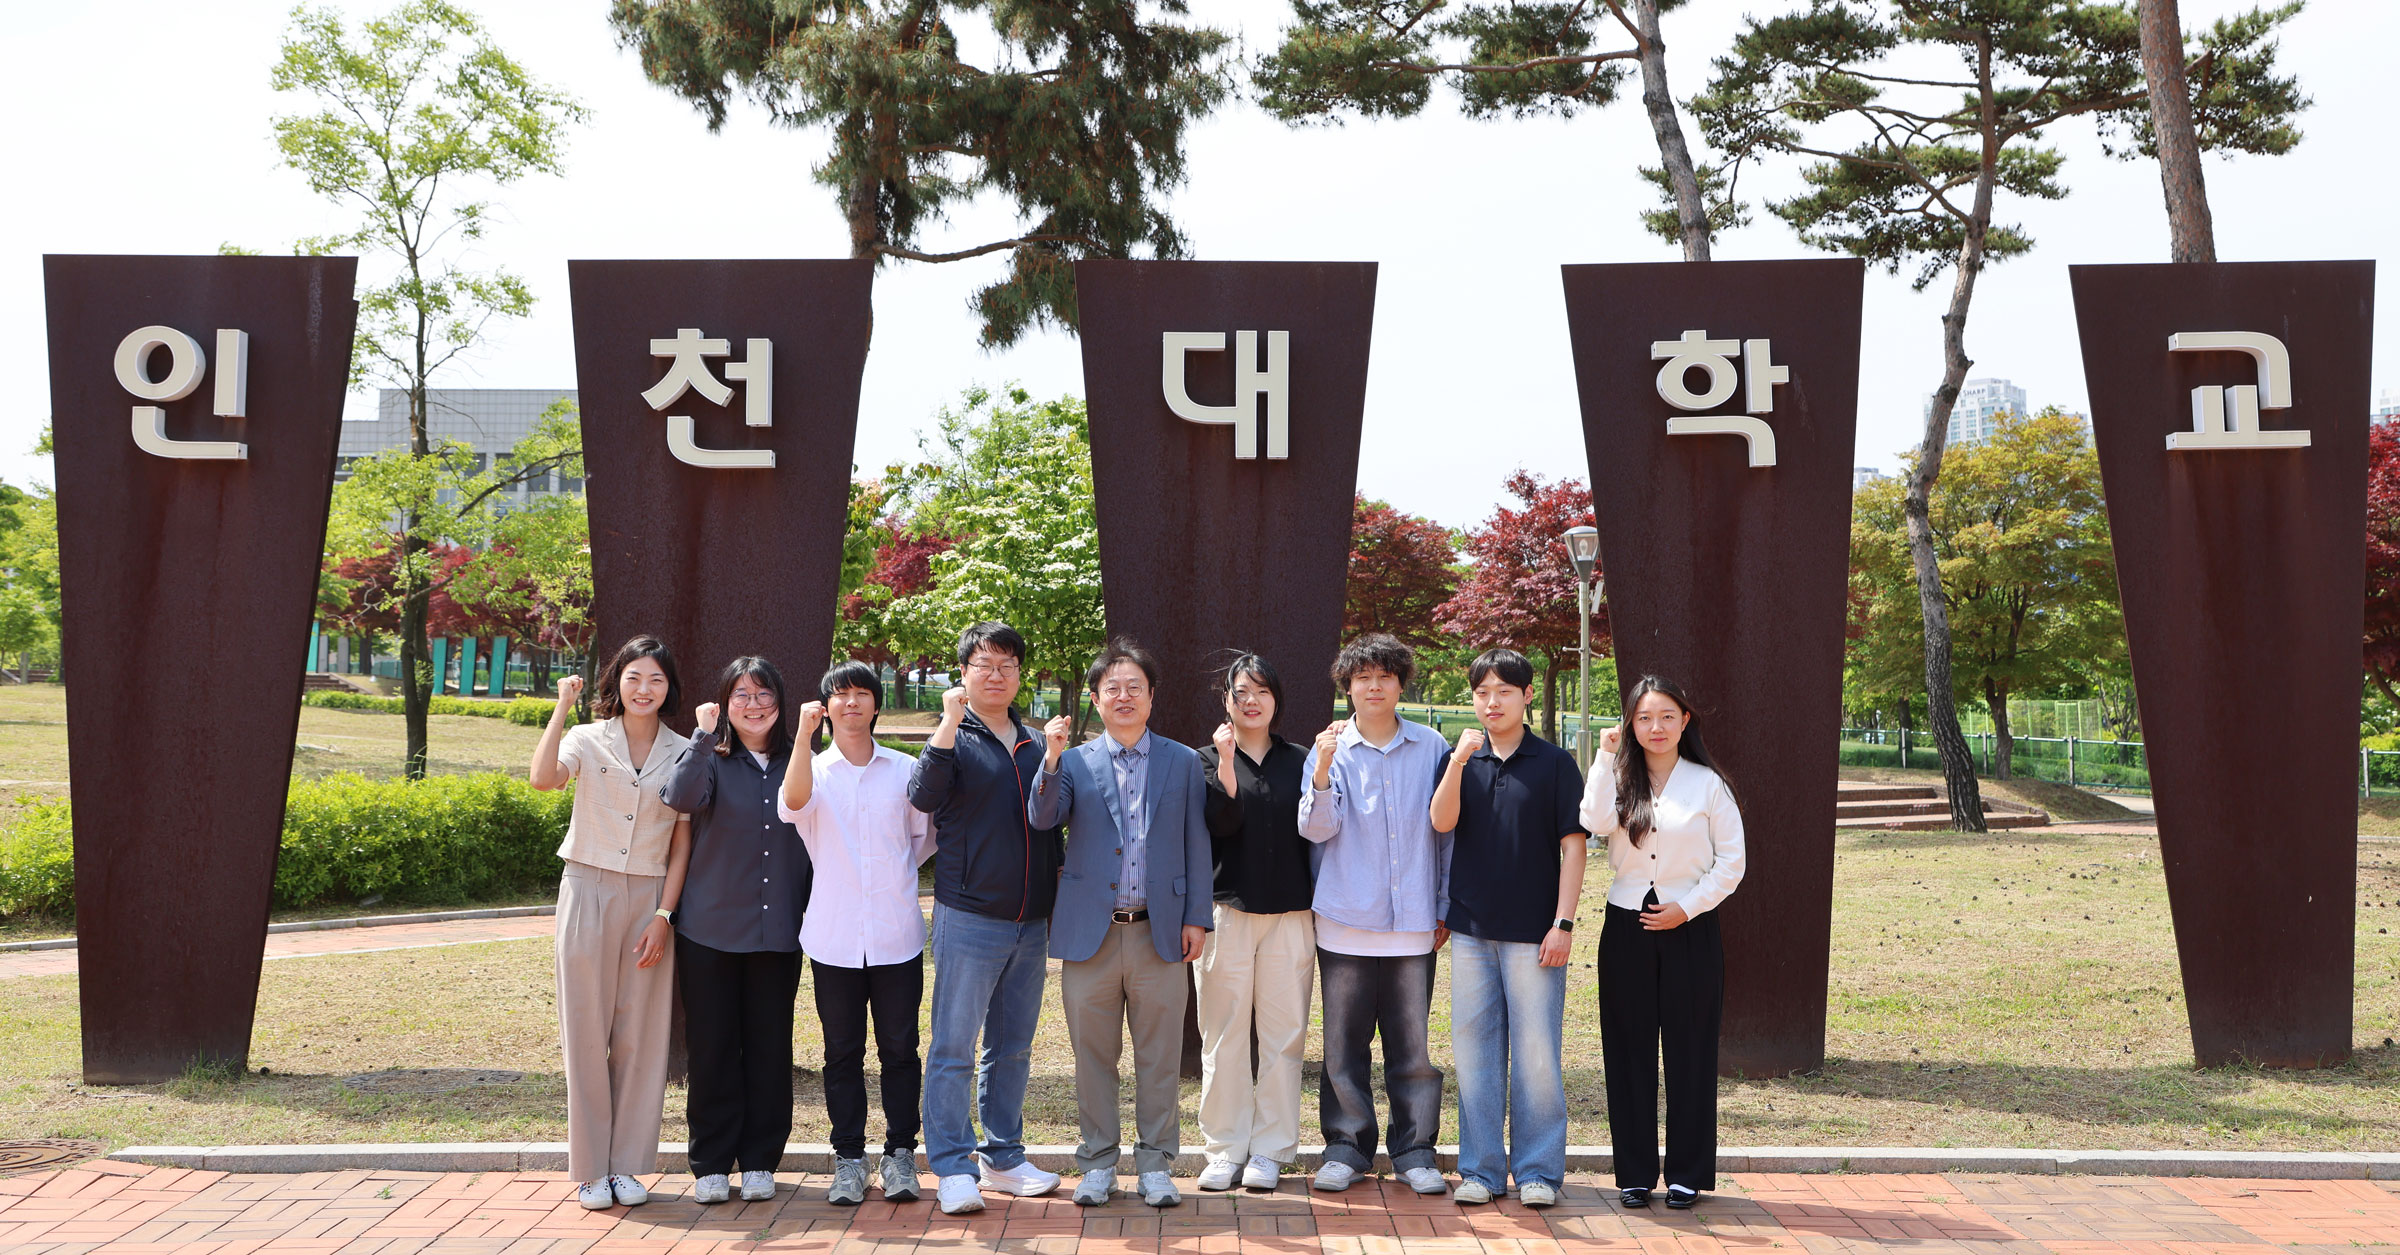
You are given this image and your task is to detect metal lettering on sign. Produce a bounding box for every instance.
[114,324,252,460]
[1650,329,1786,467]
[2070,260,2374,1068]
[1161,329,1291,459]
[642,327,776,468]
[2163,330,2305,450]
[1565,259,1865,1077]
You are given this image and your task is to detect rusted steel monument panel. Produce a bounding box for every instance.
[44,254,359,1083]
[1076,260,1378,746]
[1562,259,1864,1077]
[2070,261,2374,1068]
[568,260,872,731]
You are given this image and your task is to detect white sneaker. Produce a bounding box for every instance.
[1139,1171,1180,1208]
[740,1169,776,1201]
[692,1173,730,1204]
[608,1174,650,1206]
[1402,1166,1449,1195]
[937,1173,985,1214]
[1454,1179,1494,1205]
[1312,1160,1359,1192]
[1242,1155,1280,1191]
[1518,1181,1559,1208]
[1196,1157,1241,1191]
[577,1178,615,1210]
[1073,1169,1115,1206]
[978,1155,1061,1197]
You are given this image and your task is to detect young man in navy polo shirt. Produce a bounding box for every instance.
[1429,648,1587,1208]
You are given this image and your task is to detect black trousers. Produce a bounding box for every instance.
[814,954,925,1160]
[1315,948,1443,1173]
[677,936,801,1178]
[1598,893,1723,1191]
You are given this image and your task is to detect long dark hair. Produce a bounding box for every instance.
[1210,649,1284,731]
[1614,674,1727,847]
[711,656,793,760]
[592,634,682,721]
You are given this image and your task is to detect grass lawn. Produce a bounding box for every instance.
[5,828,2398,1153]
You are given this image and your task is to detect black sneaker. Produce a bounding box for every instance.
[1620,1186,1652,1208]
[1665,1185,1700,1210]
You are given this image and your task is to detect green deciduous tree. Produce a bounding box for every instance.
[271,0,586,776]
[1254,0,1742,259]
[887,388,1106,728]
[1849,408,2122,782]
[1693,0,2303,827]
[610,0,1231,347]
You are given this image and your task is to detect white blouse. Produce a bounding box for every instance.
[779,742,937,968]
[1578,757,1746,918]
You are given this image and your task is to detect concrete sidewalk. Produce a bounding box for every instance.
[9,1157,2400,1255]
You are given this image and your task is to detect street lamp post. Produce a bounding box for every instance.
[1562,525,1602,772]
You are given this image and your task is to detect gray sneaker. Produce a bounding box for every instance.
[1073,1169,1115,1206]
[1139,1171,1181,1208]
[827,1158,869,1206]
[880,1151,921,1202]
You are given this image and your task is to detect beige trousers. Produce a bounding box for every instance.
[1061,918,1189,1176]
[1194,905,1316,1164]
[556,862,674,1182]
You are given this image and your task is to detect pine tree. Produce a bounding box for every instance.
[609,0,1232,347]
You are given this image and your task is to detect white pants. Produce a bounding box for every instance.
[1194,905,1315,1163]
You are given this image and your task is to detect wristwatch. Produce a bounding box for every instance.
[1554,917,1575,933]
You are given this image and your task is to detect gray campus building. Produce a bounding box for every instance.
[338,388,583,503]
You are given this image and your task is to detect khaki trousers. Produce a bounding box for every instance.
[557,863,675,1182]
[1195,906,1315,1164]
[1061,918,1188,1176]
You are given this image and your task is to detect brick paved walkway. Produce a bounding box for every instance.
[7,1159,2400,1255]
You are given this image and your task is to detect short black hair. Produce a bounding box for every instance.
[1467,648,1534,691]
[820,660,885,712]
[956,621,1027,667]
[593,633,682,720]
[1085,637,1160,692]
[1330,632,1415,690]
[1213,650,1284,731]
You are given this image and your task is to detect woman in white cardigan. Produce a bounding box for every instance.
[1580,675,1745,1213]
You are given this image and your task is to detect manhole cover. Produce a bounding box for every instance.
[340,1068,526,1095]
[0,1139,106,1177]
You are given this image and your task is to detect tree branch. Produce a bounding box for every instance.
[873,233,1104,262]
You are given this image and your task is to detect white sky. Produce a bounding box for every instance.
[5,0,2391,529]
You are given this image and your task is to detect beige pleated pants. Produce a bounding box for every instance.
[1194,905,1316,1164]
[1061,918,1189,1176]
[557,862,675,1182]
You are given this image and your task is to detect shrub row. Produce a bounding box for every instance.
[304,690,567,728]
[0,773,573,921]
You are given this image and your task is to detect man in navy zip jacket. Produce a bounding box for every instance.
[908,622,1066,1214]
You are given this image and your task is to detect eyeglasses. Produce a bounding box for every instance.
[1099,684,1148,699]
[967,661,1022,679]
[729,692,779,708]
[1229,687,1273,704]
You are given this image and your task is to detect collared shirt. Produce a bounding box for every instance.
[661,728,810,953]
[1198,734,1316,915]
[781,741,937,967]
[1578,757,1746,917]
[553,717,690,876]
[1297,717,1452,936]
[1108,731,1153,910]
[1436,731,1586,944]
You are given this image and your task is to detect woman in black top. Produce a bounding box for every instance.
[660,656,822,1206]
[1191,652,1318,1194]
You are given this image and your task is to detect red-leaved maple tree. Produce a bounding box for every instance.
[1343,495,1458,650]
[2366,423,2400,704]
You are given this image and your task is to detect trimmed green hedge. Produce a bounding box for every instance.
[304,690,568,728]
[0,773,573,921]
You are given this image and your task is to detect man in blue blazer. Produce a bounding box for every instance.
[1028,638,1213,1210]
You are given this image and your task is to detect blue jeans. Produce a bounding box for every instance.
[921,903,1050,1178]
[1450,933,1568,1191]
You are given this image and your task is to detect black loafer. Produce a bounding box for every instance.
[1620,1186,1652,1208]
[1665,1186,1700,1210]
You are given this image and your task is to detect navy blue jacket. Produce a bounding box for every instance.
[907,706,1064,921]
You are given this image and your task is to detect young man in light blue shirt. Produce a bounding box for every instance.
[1296,632,1453,1195]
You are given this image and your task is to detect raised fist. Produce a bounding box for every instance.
[941,686,968,720]
[1044,715,1073,761]
[1313,720,1347,770]
[1211,722,1236,758]
[798,701,827,737]
[555,674,585,707]
[693,702,721,734]
[1452,727,1485,764]
[1599,725,1622,756]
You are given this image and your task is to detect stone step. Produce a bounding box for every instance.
[1842,810,2054,832]
[1835,782,1942,802]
